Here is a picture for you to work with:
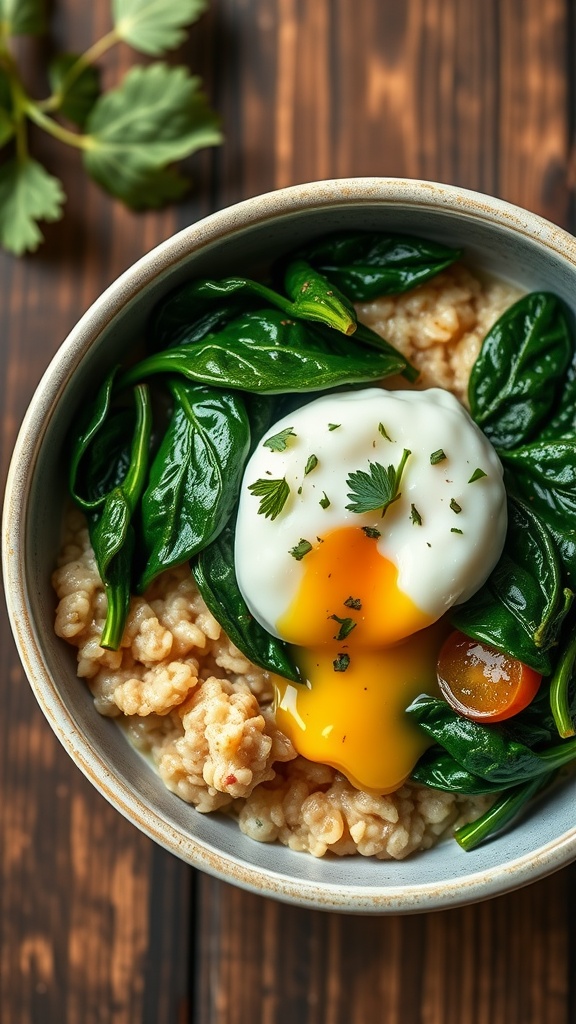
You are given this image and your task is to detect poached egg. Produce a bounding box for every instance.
[234,388,507,793]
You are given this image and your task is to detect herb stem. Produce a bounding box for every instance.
[37,29,120,113]
[23,100,91,149]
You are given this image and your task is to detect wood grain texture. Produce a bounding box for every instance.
[1,1,576,1022]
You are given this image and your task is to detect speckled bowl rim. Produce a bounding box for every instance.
[4,177,576,914]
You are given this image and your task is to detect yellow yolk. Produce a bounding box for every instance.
[274,623,446,793]
[277,525,433,646]
[274,526,446,793]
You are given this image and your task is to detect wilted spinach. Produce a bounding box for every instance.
[451,498,573,673]
[296,231,461,300]
[407,695,576,787]
[469,292,572,450]
[69,373,152,649]
[192,523,300,682]
[139,380,251,591]
[118,308,409,395]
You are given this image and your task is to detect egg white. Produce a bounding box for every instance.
[234,387,507,640]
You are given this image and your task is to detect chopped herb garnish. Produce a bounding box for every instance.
[469,467,487,483]
[304,454,318,475]
[344,596,362,610]
[248,477,290,520]
[410,504,422,525]
[346,449,411,517]
[263,426,296,452]
[451,527,463,534]
[362,525,381,539]
[378,423,392,441]
[450,498,462,514]
[289,538,313,560]
[430,449,447,465]
[329,615,357,640]
[319,492,331,509]
[328,423,341,431]
[333,653,350,672]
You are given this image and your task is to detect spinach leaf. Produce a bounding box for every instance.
[468,292,572,450]
[139,380,251,591]
[411,746,509,794]
[352,321,419,382]
[70,380,152,649]
[501,440,576,581]
[539,353,576,441]
[119,309,408,394]
[451,498,572,673]
[283,259,356,334]
[454,773,555,851]
[154,272,356,346]
[407,695,576,785]
[192,523,301,683]
[295,231,461,300]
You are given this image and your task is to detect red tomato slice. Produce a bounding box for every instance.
[436,630,542,723]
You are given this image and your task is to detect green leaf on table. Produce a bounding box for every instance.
[120,165,192,210]
[0,158,65,256]
[83,63,222,206]
[113,0,207,56]
[48,54,101,128]
[0,0,46,35]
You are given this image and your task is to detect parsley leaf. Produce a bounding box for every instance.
[328,423,340,431]
[263,426,296,452]
[0,158,65,255]
[362,525,381,539]
[410,504,422,525]
[83,64,222,207]
[304,454,318,475]
[333,653,350,672]
[289,538,313,560]
[113,0,208,56]
[346,449,411,517]
[329,615,357,640]
[378,422,392,441]
[344,596,362,610]
[430,449,446,465]
[450,498,462,514]
[469,467,487,483]
[319,492,330,509]
[248,477,290,520]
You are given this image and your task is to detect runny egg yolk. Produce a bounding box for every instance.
[274,525,446,793]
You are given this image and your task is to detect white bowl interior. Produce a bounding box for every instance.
[5,178,576,912]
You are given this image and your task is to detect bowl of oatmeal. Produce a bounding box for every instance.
[5,178,576,913]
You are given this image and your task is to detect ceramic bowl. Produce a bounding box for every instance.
[4,178,576,914]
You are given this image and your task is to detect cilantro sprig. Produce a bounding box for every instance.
[346,449,411,517]
[0,0,221,255]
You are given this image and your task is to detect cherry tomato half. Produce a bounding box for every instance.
[436,630,542,723]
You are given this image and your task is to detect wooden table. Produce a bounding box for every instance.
[2,1,575,1021]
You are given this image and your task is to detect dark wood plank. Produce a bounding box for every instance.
[0,3,197,1022]
[2,0,576,1021]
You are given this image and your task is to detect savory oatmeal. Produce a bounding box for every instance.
[52,262,521,860]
